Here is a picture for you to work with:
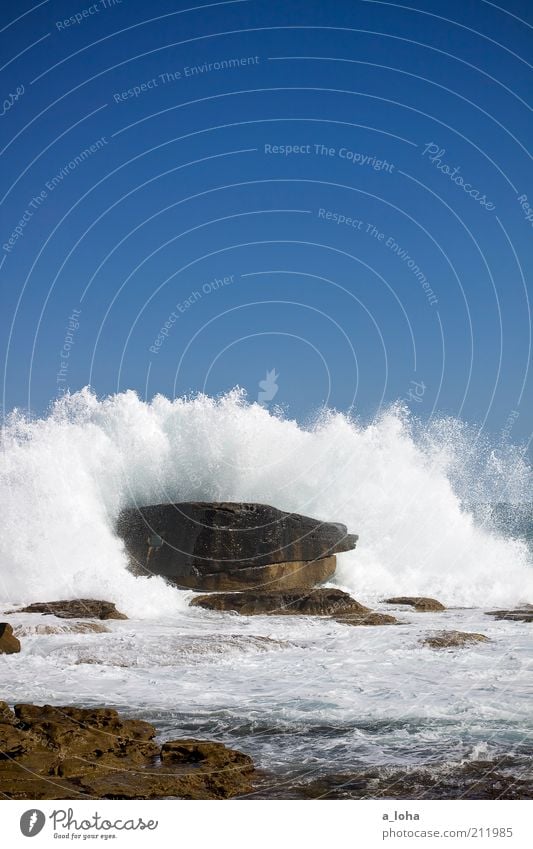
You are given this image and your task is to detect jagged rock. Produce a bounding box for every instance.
[13,599,127,620]
[485,609,533,623]
[422,630,489,649]
[0,623,21,654]
[174,556,337,591]
[116,502,357,590]
[190,587,370,616]
[384,596,446,612]
[0,703,255,800]
[333,612,399,626]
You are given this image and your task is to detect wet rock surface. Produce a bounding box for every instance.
[270,760,533,800]
[174,555,337,592]
[384,596,446,612]
[117,502,357,590]
[190,587,370,616]
[0,623,21,654]
[13,622,110,637]
[0,703,255,799]
[333,612,400,626]
[13,600,128,620]
[422,630,489,649]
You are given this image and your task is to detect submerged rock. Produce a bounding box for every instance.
[384,596,446,612]
[279,760,533,800]
[0,623,21,654]
[13,599,127,620]
[422,630,489,649]
[0,703,255,799]
[116,502,357,590]
[190,587,370,616]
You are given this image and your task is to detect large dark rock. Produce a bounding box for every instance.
[0,703,255,799]
[0,623,20,654]
[13,599,127,620]
[190,587,370,616]
[117,502,357,587]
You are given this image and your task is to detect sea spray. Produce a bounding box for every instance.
[0,387,531,614]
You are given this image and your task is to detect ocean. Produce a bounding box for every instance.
[1,389,532,796]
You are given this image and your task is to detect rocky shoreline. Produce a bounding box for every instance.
[0,702,254,800]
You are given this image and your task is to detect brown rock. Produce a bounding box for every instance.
[190,587,370,616]
[0,703,255,800]
[384,596,446,611]
[116,502,357,587]
[333,612,399,626]
[174,556,337,592]
[80,757,255,800]
[13,599,127,620]
[422,630,489,649]
[0,622,21,653]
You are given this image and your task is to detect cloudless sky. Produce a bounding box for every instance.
[1,0,532,445]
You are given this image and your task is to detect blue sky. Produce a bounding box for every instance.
[1,0,532,443]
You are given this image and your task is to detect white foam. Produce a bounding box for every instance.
[0,387,531,615]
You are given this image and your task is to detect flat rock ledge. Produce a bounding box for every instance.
[190,588,371,617]
[0,702,254,800]
[117,501,357,592]
[383,596,446,612]
[0,623,21,654]
[485,608,533,623]
[12,599,128,620]
[422,630,489,649]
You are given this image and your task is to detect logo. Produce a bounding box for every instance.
[20,810,46,837]
[258,368,279,404]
